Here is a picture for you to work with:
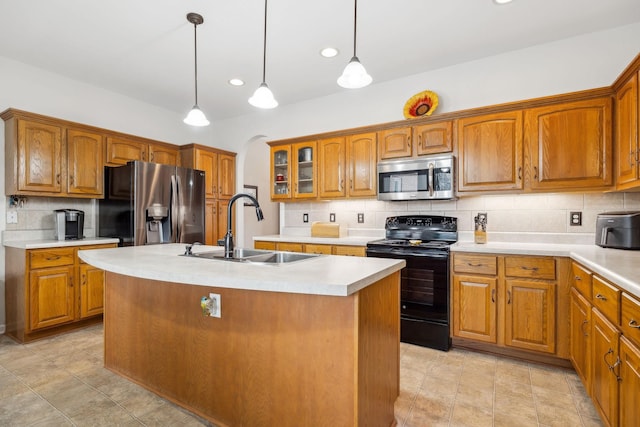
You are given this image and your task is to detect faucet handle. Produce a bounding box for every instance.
[216,239,225,246]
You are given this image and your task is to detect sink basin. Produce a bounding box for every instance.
[186,248,319,264]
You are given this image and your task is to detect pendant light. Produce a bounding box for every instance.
[249,0,278,109]
[184,12,210,126]
[338,0,372,89]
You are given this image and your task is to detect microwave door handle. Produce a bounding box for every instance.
[428,163,434,197]
[600,226,611,246]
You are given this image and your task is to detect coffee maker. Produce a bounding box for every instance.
[54,209,85,240]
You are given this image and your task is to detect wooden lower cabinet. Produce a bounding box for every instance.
[452,274,497,343]
[253,240,366,257]
[591,308,620,427]
[29,265,75,330]
[451,253,568,360]
[5,243,116,342]
[570,287,592,389]
[619,336,640,427]
[570,261,640,427]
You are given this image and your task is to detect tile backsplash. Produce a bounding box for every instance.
[3,197,96,242]
[281,192,640,244]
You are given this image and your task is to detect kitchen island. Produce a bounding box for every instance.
[78,244,405,427]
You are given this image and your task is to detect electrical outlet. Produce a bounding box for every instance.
[329,213,336,222]
[209,293,221,318]
[570,211,582,226]
[357,213,364,223]
[6,211,18,224]
[303,213,309,223]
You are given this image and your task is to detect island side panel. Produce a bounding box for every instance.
[357,271,400,427]
[104,272,365,426]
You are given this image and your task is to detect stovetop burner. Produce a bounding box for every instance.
[368,239,454,250]
[367,215,458,252]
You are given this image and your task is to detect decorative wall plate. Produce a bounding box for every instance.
[403,90,439,119]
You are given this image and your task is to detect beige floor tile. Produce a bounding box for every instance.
[495,380,533,399]
[532,384,577,410]
[494,389,538,421]
[573,394,602,420]
[535,400,583,427]
[0,390,58,425]
[136,400,208,426]
[394,391,415,426]
[455,382,494,410]
[494,411,540,427]
[400,365,426,394]
[581,415,605,427]
[449,401,493,427]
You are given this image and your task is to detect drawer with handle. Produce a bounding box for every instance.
[571,262,592,300]
[621,293,640,346]
[505,256,556,280]
[453,254,497,275]
[592,275,620,324]
[29,248,75,269]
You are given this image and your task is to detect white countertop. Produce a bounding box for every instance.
[3,237,120,249]
[253,234,378,247]
[78,243,405,297]
[452,241,640,298]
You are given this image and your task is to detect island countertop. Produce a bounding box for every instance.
[78,243,405,297]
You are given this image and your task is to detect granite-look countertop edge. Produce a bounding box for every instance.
[3,237,120,249]
[452,241,640,298]
[78,243,405,297]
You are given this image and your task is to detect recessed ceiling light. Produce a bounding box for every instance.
[228,78,244,86]
[320,47,339,58]
[493,0,513,4]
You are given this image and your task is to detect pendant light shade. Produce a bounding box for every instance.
[249,0,278,109]
[338,0,372,89]
[184,12,210,126]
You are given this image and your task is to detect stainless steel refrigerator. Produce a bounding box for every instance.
[98,161,205,246]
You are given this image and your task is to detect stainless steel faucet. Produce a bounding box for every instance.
[223,193,264,258]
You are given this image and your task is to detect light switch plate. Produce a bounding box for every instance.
[357,213,364,223]
[329,213,336,222]
[208,293,221,318]
[303,213,309,223]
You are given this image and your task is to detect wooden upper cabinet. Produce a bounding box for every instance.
[346,132,377,197]
[413,121,453,156]
[378,128,411,159]
[16,118,63,194]
[292,141,318,199]
[105,136,146,165]
[218,153,236,199]
[615,72,639,190]
[196,149,218,199]
[319,137,346,198]
[270,145,291,200]
[378,122,453,160]
[66,128,103,196]
[149,144,178,166]
[457,111,524,192]
[525,97,613,191]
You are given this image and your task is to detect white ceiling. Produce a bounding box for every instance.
[1,1,639,121]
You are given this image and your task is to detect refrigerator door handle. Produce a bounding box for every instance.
[171,175,179,242]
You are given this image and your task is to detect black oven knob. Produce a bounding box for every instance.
[387,217,399,228]
[406,218,413,226]
[402,304,407,310]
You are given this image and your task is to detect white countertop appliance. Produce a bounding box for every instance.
[596,211,640,249]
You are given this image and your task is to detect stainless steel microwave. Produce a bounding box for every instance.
[377,155,455,201]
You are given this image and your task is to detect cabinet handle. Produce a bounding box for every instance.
[507,290,511,304]
[69,277,73,288]
[604,349,622,382]
[56,174,61,184]
[142,151,146,161]
[630,151,635,167]
[69,175,74,185]
[533,166,538,180]
[150,152,154,162]
[219,186,222,195]
[340,179,344,191]
[350,179,353,190]
[629,319,640,329]
[82,274,86,285]
[521,266,539,272]
[581,319,589,337]
[417,135,422,149]
[46,255,61,261]
[491,289,496,303]
[518,166,522,180]
[595,293,607,301]
[574,276,581,281]
[466,262,484,267]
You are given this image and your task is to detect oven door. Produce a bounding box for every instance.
[365,247,449,323]
[367,247,451,350]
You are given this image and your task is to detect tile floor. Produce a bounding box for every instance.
[0,325,602,426]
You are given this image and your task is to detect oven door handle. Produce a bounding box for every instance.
[366,248,449,259]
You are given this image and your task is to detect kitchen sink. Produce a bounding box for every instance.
[185,248,319,264]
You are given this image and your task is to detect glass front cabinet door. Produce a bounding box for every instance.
[292,141,317,199]
[271,146,291,200]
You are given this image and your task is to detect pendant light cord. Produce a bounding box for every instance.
[352,0,358,57]
[261,0,268,83]
[193,21,199,105]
